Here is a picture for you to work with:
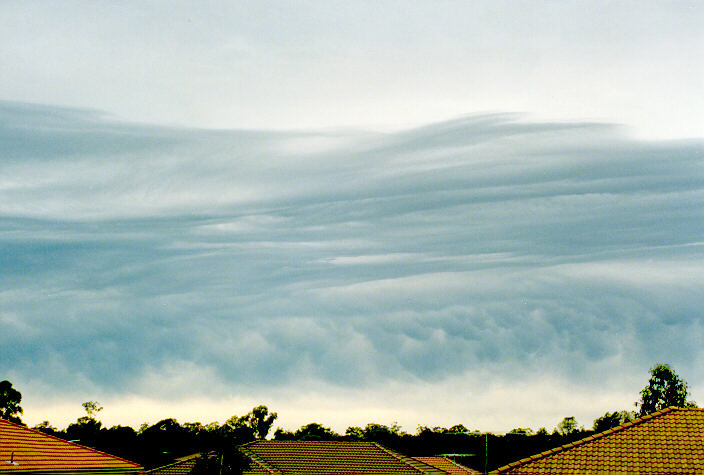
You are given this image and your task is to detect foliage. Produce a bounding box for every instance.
[0,380,23,423]
[295,422,340,440]
[247,405,278,440]
[592,410,634,432]
[636,363,697,416]
[446,424,470,434]
[225,405,278,441]
[417,424,472,435]
[33,420,59,435]
[82,401,103,419]
[65,401,104,446]
[18,367,701,475]
[346,422,404,442]
[556,416,581,435]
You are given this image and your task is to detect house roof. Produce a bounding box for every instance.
[145,453,202,475]
[492,407,704,474]
[239,440,451,474]
[0,418,143,474]
[413,457,481,475]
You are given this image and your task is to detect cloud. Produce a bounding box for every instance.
[1,101,703,430]
[1,2,702,137]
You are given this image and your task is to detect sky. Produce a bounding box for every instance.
[1,1,703,434]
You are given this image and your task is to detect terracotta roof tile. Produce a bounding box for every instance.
[0,418,143,473]
[240,441,450,474]
[145,454,202,475]
[413,457,481,474]
[491,407,704,474]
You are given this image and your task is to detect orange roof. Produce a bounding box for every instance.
[239,440,451,474]
[492,407,704,474]
[0,418,143,473]
[413,457,481,474]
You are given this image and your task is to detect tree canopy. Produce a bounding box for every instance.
[66,401,104,444]
[0,380,23,423]
[555,416,580,435]
[592,410,634,432]
[224,405,278,440]
[636,363,696,416]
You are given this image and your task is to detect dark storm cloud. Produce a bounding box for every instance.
[1,101,703,401]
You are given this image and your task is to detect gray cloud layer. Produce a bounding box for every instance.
[1,101,703,409]
[1,2,702,137]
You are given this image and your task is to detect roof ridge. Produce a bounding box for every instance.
[439,456,478,472]
[238,444,281,474]
[415,456,480,474]
[490,406,682,474]
[372,442,449,474]
[0,417,142,468]
[145,453,202,473]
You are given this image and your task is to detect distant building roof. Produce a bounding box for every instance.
[413,456,481,474]
[239,440,451,474]
[492,407,704,474]
[0,418,143,474]
[146,453,202,475]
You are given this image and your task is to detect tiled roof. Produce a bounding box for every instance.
[492,407,704,474]
[146,453,202,474]
[239,440,450,474]
[413,457,481,474]
[0,418,143,473]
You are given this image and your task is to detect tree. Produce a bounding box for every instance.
[592,411,633,433]
[0,380,23,423]
[345,422,404,443]
[224,405,278,441]
[66,401,103,445]
[636,363,696,416]
[136,418,189,467]
[293,422,339,440]
[82,401,103,419]
[556,416,579,435]
[33,421,59,436]
[416,424,471,435]
[345,426,364,440]
[446,424,470,434]
[247,405,277,440]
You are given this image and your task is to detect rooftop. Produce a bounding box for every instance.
[0,418,143,473]
[239,440,451,474]
[492,407,704,474]
[413,456,480,475]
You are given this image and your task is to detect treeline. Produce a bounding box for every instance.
[29,408,593,472]
[29,404,277,471]
[0,363,697,472]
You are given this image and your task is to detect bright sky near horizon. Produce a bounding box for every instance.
[1,1,704,434]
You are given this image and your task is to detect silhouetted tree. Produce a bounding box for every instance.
[556,416,580,435]
[225,405,277,441]
[637,363,696,416]
[248,405,278,440]
[136,418,189,468]
[446,424,470,434]
[346,422,404,445]
[592,411,634,432]
[33,420,59,436]
[82,401,103,418]
[65,401,105,446]
[0,380,23,423]
[295,423,340,440]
